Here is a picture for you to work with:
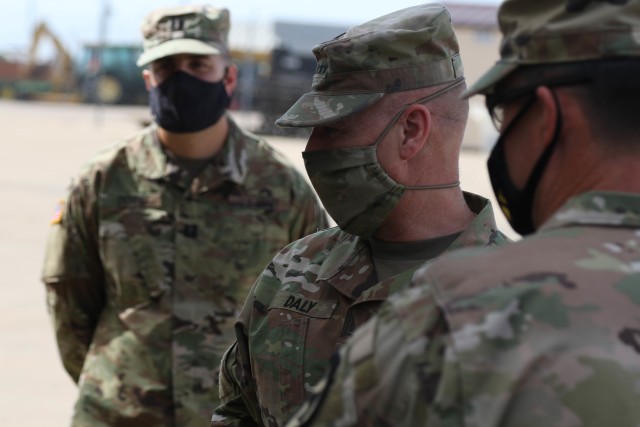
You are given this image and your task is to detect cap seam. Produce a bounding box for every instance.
[305,79,463,96]
[314,6,448,48]
[315,53,460,76]
[314,55,461,79]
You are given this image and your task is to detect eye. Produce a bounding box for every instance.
[151,59,179,83]
[491,104,505,130]
[189,56,213,71]
[323,126,343,138]
[152,58,172,73]
[191,58,206,68]
[485,96,505,131]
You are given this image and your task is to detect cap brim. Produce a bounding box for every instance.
[276,92,385,128]
[136,39,225,67]
[462,61,519,98]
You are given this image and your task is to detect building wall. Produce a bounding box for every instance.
[230,4,504,149]
[452,25,501,151]
[454,25,500,90]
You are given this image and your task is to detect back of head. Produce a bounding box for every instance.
[463,0,640,237]
[276,3,465,128]
[137,4,230,67]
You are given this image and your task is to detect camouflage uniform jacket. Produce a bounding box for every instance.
[213,192,509,427]
[41,116,328,427]
[290,191,640,427]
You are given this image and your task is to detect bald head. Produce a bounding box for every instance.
[378,80,470,151]
[499,60,640,154]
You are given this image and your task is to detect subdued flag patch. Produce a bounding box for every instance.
[50,199,65,225]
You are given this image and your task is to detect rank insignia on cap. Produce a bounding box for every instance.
[50,199,64,225]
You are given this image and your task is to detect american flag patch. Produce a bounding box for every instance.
[50,199,65,225]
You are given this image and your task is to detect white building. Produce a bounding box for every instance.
[230,2,501,149]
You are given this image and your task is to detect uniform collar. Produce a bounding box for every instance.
[134,116,249,189]
[449,191,505,251]
[318,192,504,301]
[540,191,640,231]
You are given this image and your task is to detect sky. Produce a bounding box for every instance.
[0,0,500,59]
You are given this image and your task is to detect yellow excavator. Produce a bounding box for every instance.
[21,21,81,102]
[14,21,147,104]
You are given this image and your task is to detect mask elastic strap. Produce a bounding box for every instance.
[372,77,467,147]
[406,181,460,190]
[520,89,564,213]
[372,78,466,191]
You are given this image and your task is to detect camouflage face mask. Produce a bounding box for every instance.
[303,80,463,238]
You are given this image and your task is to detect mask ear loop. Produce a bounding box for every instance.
[220,66,233,107]
[519,89,564,220]
[491,88,564,235]
[372,77,467,147]
[371,78,467,190]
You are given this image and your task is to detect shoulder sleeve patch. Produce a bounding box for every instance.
[50,199,65,225]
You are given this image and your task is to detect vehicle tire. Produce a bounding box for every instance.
[93,74,123,104]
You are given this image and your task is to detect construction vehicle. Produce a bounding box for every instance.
[5,21,147,105]
[77,43,147,105]
[20,21,78,101]
[248,47,317,137]
[234,21,348,137]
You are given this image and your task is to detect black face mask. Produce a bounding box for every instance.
[487,92,563,236]
[149,71,231,133]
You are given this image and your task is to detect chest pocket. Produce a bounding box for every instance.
[99,204,173,310]
[183,199,288,317]
[250,291,337,424]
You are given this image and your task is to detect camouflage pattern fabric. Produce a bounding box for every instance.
[212,192,509,427]
[137,5,230,67]
[41,115,328,427]
[288,191,640,427]
[465,0,640,96]
[276,3,464,128]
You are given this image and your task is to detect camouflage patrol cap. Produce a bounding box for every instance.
[136,4,230,67]
[465,0,640,97]
[276,3,464,128]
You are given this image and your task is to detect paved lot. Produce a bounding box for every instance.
[0,99,514,427]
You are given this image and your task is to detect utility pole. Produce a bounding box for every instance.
[98,0,111,48]
[25,0,38,54]
[94,0,111,124]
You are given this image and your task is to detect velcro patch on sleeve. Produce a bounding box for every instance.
[50,199,65,225]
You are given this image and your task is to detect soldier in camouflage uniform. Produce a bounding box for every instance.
[41,4,328,427]
[212,4,510,426]
[287,0,640,426]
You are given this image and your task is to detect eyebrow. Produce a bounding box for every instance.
[185,54,213,60]
[156,54,211,64]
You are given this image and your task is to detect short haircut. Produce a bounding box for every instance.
[505,59,640,149]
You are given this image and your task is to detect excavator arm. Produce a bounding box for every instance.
[23,21,76,91]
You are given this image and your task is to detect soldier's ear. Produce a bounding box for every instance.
[223,64,238,95]
[398,104,431,161]
[142,69,154,91]
[536,86,559,150]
